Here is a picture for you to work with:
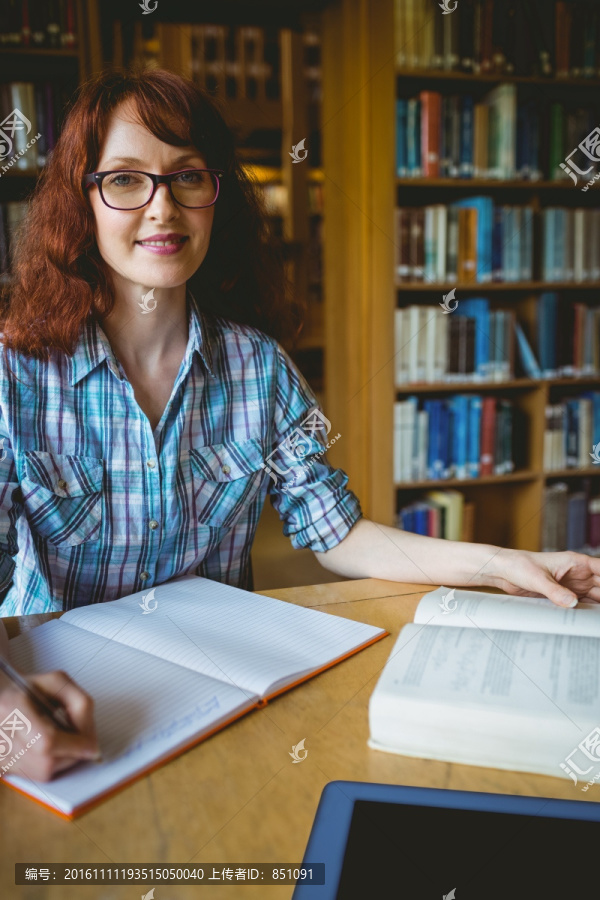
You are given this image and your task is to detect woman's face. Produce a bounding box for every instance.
[89,100,215,293]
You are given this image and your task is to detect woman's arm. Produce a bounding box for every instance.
[314,518,600,607]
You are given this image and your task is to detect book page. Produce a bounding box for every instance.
[5,618,255,815]
[56,576,386,698]
[380,622,600,714]
[414,586,600,637]
[369,623,599,775]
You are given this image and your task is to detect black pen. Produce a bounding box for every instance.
[0,655,75,732]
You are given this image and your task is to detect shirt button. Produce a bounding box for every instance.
[147,460,156,469]
[148,519,159,530]
[140,571,150,581]
[221,464,231,475]
[57,479,67,490]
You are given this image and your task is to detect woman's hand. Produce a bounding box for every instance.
[0,669,100,781]
[484,548,600,607]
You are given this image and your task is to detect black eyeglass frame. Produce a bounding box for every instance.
[82,168,225,210]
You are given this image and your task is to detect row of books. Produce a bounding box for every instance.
[0,0,77,48]
[395,200,533,284]
[396,87,598,181]
[543,394,600,471]
[0,201,26,276]
[137,23,321,106]
[395,303,516,385]
[397,483,600,552]
[395,202,600,285]
[393,394,519,483]
[542,208,600,282]
[395,0,600,79]
[396,490,474,542]
[0,81,71,171]
[395,295,600,386]
[542,483,600,552]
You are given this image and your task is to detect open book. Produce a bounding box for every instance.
[3,575,387,818]
[368,586,600,782]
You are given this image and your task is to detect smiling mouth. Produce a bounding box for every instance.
[137,237,189,247]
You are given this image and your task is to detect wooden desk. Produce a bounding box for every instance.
[0,579,588,899]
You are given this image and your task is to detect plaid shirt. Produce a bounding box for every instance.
[0,292,361,615]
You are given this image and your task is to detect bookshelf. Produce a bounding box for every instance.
[0,1,101,277]
[321,0,600,554]
[106,11,326,396]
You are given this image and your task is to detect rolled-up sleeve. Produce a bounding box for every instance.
[0,410,22,602]
[267,345,362,552]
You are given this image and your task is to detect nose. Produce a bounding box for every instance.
[145,182,179,218]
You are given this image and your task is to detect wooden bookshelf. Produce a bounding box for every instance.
[321,0,600,553]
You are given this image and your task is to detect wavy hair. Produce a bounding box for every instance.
[0,67,302,357]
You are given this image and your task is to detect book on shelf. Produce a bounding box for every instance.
[394,303,517,386]
[395,201,533,284]
[394,0,599,79]
[0,81,71,172]
[543,480,600,553]
[0,0,77,48]
[368,585,600,777]
[396,85,598,183]
[393,392,518,484]
[543,393,600,472]
[4,575,387,818]
[397,490,475,542]
[542,209,600,283]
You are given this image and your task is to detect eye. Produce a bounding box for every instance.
[174,170,205,185]
[106,172,144,187]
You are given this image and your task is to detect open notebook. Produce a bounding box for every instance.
[4,575,387,818]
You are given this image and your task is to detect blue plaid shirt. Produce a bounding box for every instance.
[0,292,361,615]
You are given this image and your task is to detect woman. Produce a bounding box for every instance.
[1,68,599,780]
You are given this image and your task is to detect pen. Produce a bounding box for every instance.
[0,655,75,732]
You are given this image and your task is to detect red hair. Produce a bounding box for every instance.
[0,67,301,358]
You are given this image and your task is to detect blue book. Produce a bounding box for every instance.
[467,395,482,477]
[543,209,555,281]
[396,98,408,176]
[515,322,542,378]
[412,503,430,535]
[439,401,451,478]
[460,298,491,378]
[538,292,558,375]
[407,99,421,176]
[452,196,493,282]
[450,395,470,479]
[399,506,415,532]
[590,391,600,443]
[459,95,474,178]
[491,204,503,281]
[553,208,566,281]
[425,400,443,480]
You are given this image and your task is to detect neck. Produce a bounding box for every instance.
[99,282,189,371]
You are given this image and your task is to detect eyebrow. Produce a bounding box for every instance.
[101,153,205,168]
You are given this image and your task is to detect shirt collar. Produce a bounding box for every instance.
[68,288,215,386]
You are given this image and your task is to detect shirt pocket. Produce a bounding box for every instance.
[21,451,103,546]
[189,438,265,528]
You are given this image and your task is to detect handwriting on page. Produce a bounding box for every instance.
[118,695,220,760]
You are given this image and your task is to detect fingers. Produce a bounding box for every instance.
[28,671,100,759]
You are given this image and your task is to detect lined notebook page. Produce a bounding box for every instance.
[7,618,254,815]
[58,576,386,698]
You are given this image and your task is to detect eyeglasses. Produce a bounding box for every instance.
[82,168,224,210]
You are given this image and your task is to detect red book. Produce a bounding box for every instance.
[21,0,31,46]
[420,91,441,178]
[479,396,497,476]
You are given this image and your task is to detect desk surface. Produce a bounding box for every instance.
[0,578,589,900]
